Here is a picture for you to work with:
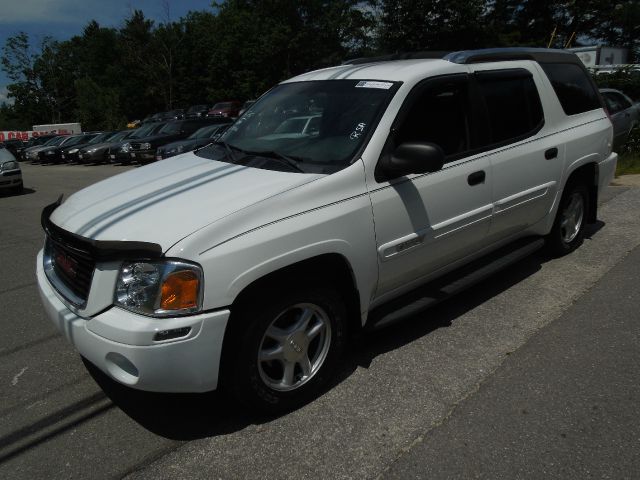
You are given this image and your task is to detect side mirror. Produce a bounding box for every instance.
[381,142,445,180]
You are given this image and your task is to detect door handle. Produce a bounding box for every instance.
[545,147,558,160]
[467,170,485,186]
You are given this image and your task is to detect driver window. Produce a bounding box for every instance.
[395,80,471,161]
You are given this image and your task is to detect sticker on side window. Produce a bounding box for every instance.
[355,81,393,90]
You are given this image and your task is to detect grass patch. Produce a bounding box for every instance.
[616,151,640,176]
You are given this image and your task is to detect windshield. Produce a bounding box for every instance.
[159,121,182,135]
[212,102,233,109]
[196,79,399,173]
[88,132,114,144]
[131,123,160,138]
[45,136,65,146]
[188,125,220,139]
[188,105,207,113]
[65,134,96,147]
[109,131,131,142]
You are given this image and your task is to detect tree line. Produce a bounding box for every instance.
[1,0,638,131]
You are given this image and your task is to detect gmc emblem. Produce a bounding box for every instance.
[55,251,78,278]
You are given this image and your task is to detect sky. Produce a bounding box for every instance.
[0,0,215,103]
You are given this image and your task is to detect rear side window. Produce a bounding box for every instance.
[540,63,601,115]
[476,69,544,145]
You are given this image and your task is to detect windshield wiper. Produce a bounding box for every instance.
[211,140,244,164]
[246,150,306,173]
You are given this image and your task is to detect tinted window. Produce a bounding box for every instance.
[540,63,601,115]
[602,92,624,114]
[477,70,543,144]
[395,78,471,159]
[609,91,632,110]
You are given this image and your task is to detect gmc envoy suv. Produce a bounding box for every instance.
[37,48,617,413]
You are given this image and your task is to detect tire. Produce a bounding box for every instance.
[223,286,348,414]
[545,182,589,257]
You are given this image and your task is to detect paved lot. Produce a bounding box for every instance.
[0,163,639,479]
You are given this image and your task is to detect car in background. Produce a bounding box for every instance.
[600,88,639,150]
[78,130,136,164]
[156,122,233,160]
[0,147,22,194]
[1,138,24,159]
[158,109,185,121]
[259,115,321,140]
[61,131,118,163]
[127,118,230,164]
[24,135,67,162]
[39,133,100,164]
[17,135,57,161]
[238,100,256,116]
[207,101,241,119]
[185,104,211,118]
[108,122,167,164]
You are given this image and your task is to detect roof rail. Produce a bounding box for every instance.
[343,47,582,67]
[445,47,580,65]
[343,51,451,65]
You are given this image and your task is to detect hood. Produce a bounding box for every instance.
[50,153,323,251]
[80,141,117,153]
[160,138,199,151]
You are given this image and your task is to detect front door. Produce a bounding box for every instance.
[368,75,493,300]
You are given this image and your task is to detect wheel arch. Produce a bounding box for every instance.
[564,161,598,223]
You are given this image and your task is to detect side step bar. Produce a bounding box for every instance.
[367,237,545,331]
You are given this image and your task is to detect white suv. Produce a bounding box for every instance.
[37,48,616,413]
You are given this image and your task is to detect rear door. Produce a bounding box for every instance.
[469,65,562,242]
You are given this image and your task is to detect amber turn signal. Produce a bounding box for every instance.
[160,270,200,310]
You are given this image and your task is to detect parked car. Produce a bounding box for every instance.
[24,135,67,161]
[108,122,167,164]
[127,118,230,164]
[37,48,616,414]
[156,109,185,121]
[16,135,54,161]
[39,133,99,164]
[61,132,118,163]
[207,101,242,118]
[238,100,256,117]
[600,88,639,150]
[156,122,233,160]
[78,130,136,164]
[185,104,211,118]
[0,147,22,194]
[1,138,24,159]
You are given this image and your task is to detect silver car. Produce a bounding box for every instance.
[0,147,23,194]
[600,88,639,150]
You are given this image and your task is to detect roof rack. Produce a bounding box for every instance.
[343,47,582,67]
[343,51,451,65]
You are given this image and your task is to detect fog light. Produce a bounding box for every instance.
[154,327,191,341]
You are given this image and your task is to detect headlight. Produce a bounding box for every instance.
[114,260,203,317]
[68,148,79,154]
[140,142,151,150]
[121,143,131,152]
[1,161,19,171]
[45,150,55,155]
[86,147,98,153]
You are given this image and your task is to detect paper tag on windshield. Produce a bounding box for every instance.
[355,81,393,89]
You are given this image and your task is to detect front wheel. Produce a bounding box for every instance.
[223,286,347,414]
[546,182,589,256]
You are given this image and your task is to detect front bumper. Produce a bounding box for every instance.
[36,250,230,392]
[129,149,156,163]
[0,169,22,189]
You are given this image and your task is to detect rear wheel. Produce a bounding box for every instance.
[546,182,589,256]
[223,286,347,414]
